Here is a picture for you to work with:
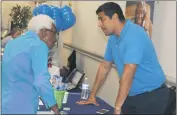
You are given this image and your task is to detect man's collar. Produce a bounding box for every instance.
[119,19,131,39]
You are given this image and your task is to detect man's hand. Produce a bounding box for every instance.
[50,104,60,115]
[76,96,99,106]
[54,111,61,115]
[114,107,121,115]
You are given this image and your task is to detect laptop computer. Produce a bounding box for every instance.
[65,69,85,91]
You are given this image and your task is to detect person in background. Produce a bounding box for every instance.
[77,2,169,114]
[135,1,152,38]
[2,14,60,114]
[1,28,21,48]
[125,1,152,38]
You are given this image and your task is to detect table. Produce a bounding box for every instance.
[38,90,114,114]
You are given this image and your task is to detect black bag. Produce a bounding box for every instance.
[164,86,176,114]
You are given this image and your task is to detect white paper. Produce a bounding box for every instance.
[39,99,43,105]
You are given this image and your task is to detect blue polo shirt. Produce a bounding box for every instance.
[104,20,166,96]
[2,30,56,114]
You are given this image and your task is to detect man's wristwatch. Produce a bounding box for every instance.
[115,107,121,112]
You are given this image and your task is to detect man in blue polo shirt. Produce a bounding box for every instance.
[77,2,169,114]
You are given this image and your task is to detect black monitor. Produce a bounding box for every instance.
[67,50,76,75]
[62,50,76,83]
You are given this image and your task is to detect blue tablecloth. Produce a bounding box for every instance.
[39,92,114,114]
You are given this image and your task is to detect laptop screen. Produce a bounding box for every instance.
[71,71,83,86]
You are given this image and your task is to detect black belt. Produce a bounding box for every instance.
[145,83,167,94]
[155,83,167,91]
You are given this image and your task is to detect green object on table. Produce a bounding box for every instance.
[54,89,66,109]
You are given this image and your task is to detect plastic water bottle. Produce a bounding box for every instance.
[81,77,89,100]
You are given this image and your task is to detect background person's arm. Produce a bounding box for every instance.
[148,20,153,38]
[1,36,12,48]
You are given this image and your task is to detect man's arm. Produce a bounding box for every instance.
[114,64,137,114]
[31,42,59,113]
[90,61,113,97]
[77,61,112,105]
[91,36,113,97]
[114,22,146,114]
[77,36,113,105]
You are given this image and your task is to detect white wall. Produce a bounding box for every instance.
[152,1,176,84]
[72,1,126,56]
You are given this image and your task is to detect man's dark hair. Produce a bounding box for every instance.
[96,2,125,21]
